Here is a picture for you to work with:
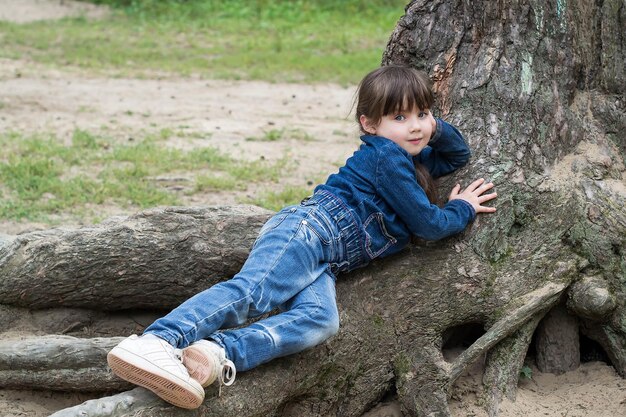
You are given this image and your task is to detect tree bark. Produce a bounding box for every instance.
[482,315,544,417]
[0,336,129,391]
[535,304,580,374]
[0,205,271,310]
[1,0,625,416]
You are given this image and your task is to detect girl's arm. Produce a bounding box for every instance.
[419,118,498,215]
[414,118,471,178]
[377,145,476,241]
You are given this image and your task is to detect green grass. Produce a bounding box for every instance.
[246,127,315,142]
[245,185,313,212]
[0,1,404,222]
[0,0,406,84]
[0,130,291,221]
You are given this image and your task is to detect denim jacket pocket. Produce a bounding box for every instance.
[364,212,397,259]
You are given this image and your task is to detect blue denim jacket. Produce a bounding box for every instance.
[315,118,474,261]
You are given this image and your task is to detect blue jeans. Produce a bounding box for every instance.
[145,191,364,371]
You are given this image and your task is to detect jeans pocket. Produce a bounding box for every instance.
[302,214,332,246]
[364,212,397,259]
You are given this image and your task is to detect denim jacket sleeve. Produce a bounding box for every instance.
[414,118,471,178]
[376,143,475,241]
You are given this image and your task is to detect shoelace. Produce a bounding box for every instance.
[217,358,236,396]
[220,359,236,386]
[172,348,184,361]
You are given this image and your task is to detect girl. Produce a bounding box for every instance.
[107,65,497,409]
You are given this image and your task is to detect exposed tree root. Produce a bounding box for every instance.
[446,283,567,387]
[0,335,127,391]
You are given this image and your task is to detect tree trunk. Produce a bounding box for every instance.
[381,0,625,414]
[1,1,625,416]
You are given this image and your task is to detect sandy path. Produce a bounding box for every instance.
[449,360,626,417]
[0,0,108,23]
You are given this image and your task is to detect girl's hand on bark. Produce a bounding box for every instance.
[448,178,497,214]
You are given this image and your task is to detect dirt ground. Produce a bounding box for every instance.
[0,1,624,416]
[0,57,360,233]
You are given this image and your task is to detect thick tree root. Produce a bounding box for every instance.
[446,282,567,387]
[567,275,617,321]
[33,270,573,417]
[579,319,626,377]
[396,282,568,417]
[481,316,543,417]
[0,335,128,391]
[0,206,271,310]
[48,388,163,417]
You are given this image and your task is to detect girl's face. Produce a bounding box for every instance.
[360,107,435,156]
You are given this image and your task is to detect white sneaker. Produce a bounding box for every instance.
[107,334,205,409]
[182,340,236,391]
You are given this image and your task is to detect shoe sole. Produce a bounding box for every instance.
[182,345,215,388]
[107,348,204,409]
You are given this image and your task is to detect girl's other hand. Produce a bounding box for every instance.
[429,112,437,138]
[448,178,497,214]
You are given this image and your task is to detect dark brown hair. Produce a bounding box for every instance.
[355,65,438,204]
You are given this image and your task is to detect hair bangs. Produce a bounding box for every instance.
[384,70,433,116]
[381,81,409,116]
[355,65,434,129]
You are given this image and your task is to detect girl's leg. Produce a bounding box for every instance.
[189,270,339,373]
[107,204,341,407]
[145,206,336,349]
